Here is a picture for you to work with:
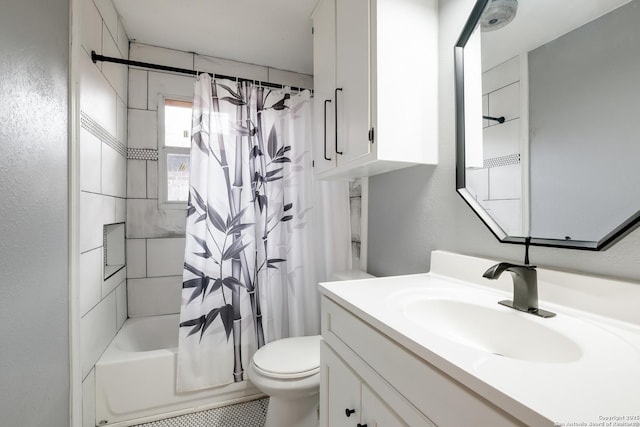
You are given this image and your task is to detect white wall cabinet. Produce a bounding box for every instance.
[312,0,438,179]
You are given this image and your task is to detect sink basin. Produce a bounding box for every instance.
[403,298,583,363]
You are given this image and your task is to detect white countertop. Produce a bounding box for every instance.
[319,252,640,426]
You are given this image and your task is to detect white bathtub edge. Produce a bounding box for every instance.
[95,314,265,425]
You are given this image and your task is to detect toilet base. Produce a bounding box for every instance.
[264,394,319,427]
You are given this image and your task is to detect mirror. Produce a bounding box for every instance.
[455,0,640,250]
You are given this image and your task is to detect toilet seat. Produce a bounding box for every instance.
[251,335,321,380]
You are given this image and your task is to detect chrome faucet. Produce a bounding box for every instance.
[483,262,556,318]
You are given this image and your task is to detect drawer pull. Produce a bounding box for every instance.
[357,424,368,427]
[345,408,355,417]
[323,99,332,161]
[334,87,344,155]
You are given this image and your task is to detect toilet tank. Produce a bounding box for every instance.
[330,269,375,281]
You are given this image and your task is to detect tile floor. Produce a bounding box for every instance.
[132,398,268,427]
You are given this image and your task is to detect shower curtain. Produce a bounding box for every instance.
[177,74,351,392]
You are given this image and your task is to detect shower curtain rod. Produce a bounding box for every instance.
[91,51,311,92]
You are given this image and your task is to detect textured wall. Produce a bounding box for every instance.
[0,1,70,426]
[368,0,640,283]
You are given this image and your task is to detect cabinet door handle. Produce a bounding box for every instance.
[323,99,332,161]
[357,424,368,427]
[345,408,355,417]
[334,87,344,155]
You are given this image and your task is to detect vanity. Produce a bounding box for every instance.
[317,0,640,424]
[319,251,640,426]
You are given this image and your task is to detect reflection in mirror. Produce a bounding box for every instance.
[455,0,640,250]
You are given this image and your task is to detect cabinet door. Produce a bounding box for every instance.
[312,0,337,174]
[320,342,362,427]
[361,384,409,427]
[335,0,372,165]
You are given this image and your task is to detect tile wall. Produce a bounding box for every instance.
[349,178,368,270]
[78,0,129,426]
[125,43,314,318]
[466,56,524,236]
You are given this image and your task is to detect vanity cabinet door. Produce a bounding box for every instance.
[321,342,362,427]
[321,340,434,427]
[361,384,409,427]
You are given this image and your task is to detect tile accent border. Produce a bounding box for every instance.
[128,148,159,161]
[80,111,127,157]
[483,153,520,169]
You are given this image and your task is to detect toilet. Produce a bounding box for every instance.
[247,269,374,427]
[247,335,322,427]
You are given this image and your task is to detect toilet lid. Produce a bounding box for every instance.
[252,335,321,379]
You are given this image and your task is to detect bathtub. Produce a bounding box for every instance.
[95,314,263,426]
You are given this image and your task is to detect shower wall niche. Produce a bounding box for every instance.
[104,222,125,279]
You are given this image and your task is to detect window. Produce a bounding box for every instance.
[159,97,192,208]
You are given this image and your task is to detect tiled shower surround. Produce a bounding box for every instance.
[350,179,363,268]
[77,5,315,422]
[78,13,319,421]
[78,0,129,425]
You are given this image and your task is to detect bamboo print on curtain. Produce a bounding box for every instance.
[177,74,315,392]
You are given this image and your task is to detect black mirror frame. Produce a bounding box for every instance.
[453,0,640,251]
